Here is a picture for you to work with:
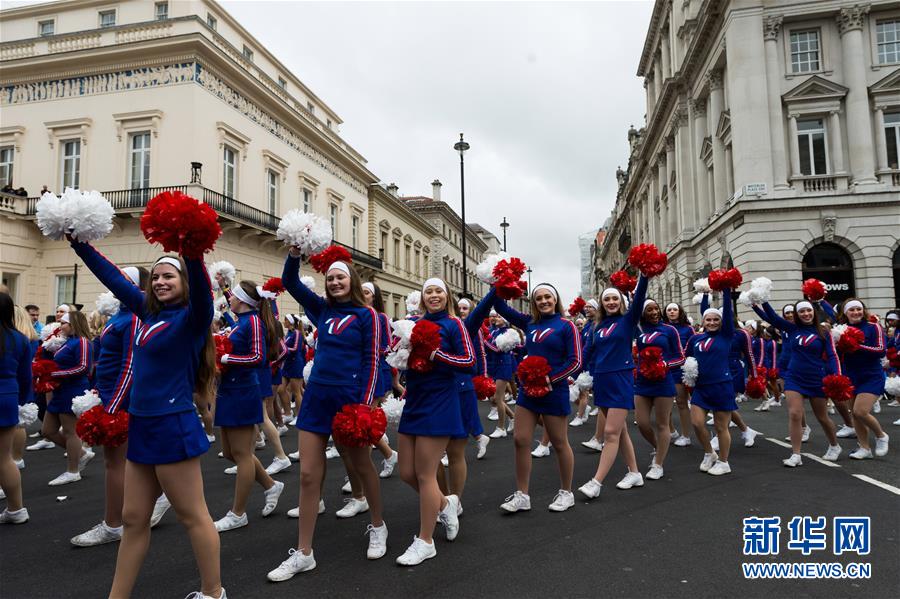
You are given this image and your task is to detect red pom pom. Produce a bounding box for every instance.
[868,314,878,324]
[837,326,865,354]
[887,347,900,370]
[767,367,780,380]
[140,191,222,259]
[309,245,352,274]
[610,270,637,293]
[473,375,497,400]
[746,368,768,399]
[516,356,552,398]
[214,334,233,372]
[568,297,586,317]
[493,257,528,300]
[103,410,130,448]
[262,277,285,295]
[305,347,315,362]
[708,268,743,291]
[822,374,855,402]
[32,358,59,393]
[75,405,129,447]
[801,278,826,301]
[408,319,442,373]
[331,403,387,447]
[637,347,667,381]
[627,244,668,277]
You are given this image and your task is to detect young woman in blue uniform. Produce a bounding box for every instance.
[43,310,94,486]
[70,266,147,547]
[664,303,694,446]
[282,314,306,422]
[70,239,223,599]
[362,281,398,479]
[836,299,889,458]
[484,313,516,437]
[0,292,33,524]
[269,249,385,581]
[395,278,475,566]
[493,283,582,514]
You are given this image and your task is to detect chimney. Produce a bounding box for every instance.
[431,179,442,202]
[387,182,399,197]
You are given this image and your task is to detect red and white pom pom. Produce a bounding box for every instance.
[822,374,855,402]
[140,190,222,258]
[300,275,316,290]
[708,268,743,291]
[18,403,39,426]
[801,278,826,302]
[495,329,521,352]
[408,319,442,372]
[746,370,768,399]
[381,394,405,424]
[302,360,314,383]
[41,326,67,353]
[888,347,900,370]
[638,347,667,381]
[473,375,497,400]
[681,357,699,387]
[207,261,236,289]
[95,291,120,317]
[331,404,387,447]
[693,278,711,294]
[262,277,285,296]
[213,334,233,372]
[832,325,865,354]
[610,270,637,293]
[32,358,59,393]
[885,376,900,398]
[72,389,102,417]
[738,277,773,307]
[568,297,586,317]
[476,252,510,285]
[276,209,332,255]
[309,244,352,274]
[492,257,528,300]
[627,244,668,277]
[517,356,552,398]
[575,371,594,391]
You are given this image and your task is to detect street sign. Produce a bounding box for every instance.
[744,182,768,196]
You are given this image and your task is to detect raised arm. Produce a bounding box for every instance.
[760,301,796,333]
[106,315,139,415]
[282,253,326,323]
[70,240,145,317]
[700,293,710,317]
[433,318,476,372]
[186,257,214,334]
[549,320,583,384]
[722,288,734,338]
[492,295,530,330]
[465,288,496,334]
[751,304,769,324]
[359,307,380,405]
[818,299,836,321]
[626,275,649,327]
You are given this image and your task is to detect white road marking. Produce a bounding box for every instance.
[852,474,900,496]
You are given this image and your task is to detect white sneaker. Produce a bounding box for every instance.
[14,459,24,469]
[265,457,291,475]
[581,437,604,452]
[214,511,248,532]
[674,436,691,447]
[531,443,550,458]
[325,446,340,459]
[887,399,900,407]
[0,507,29,524]
[341,477,352,494]
[206,434,216,443]
[894,418,900,426]
[440,452,449,467]
[184,588,227,599]
[267,549,316,581]
[48,471,81,486]
[70,521,122,546]
[489,427,507,439]
[26,438,55,451]
[822,445,842,461]
[589,407,599,416]
[217,451,224,458]
[379,451,398,478]
[77,449,95,472]
[710,436,720,452]
[476,436,490,459]
[438,495,460,540]
[224,466,237,475]
[500,490,531,513]
[287,500,325,518]
[288,450,300,461]
[506,418,515,432]
[396,536,436,566]
[506,393,516,404]
[802,425,811,442]
[366,523,388,559]
[873,399,881,414]
[707,461,731,476]
[705,415,714,426]
[488,407,499,421]
[616,471,644,490]
[699,452,718,472]
[150,494,170,528]
[569,415,585,427]
[754,399,770,412]
[262,480,285,517]
[0,488,4,500]
[742,428,759,448]
[849,447,874,460]
[255,438,266,450]
[875,434,889,457]
[836,425,857,438]
[578,478,602,499]
[782,453,803,467]
[336,497,369,518]
[646,463,664,480]
[277,425,289,436]
[548,489,575,512]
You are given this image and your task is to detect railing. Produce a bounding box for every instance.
[0,191,21,212]
[24,186,187,215]
[893,172,900,187]
[799,175,837,193]
[202,188,280,232]
[332,240,383,271]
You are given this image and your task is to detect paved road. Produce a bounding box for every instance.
[3,399,899,598]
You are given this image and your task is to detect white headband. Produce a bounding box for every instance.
[232,285,259,308]
[702,308,722,319]
[56,304,70,313]
[532,284,557,300]
[489,309,498,316]
[887,312,898,320]
[154,257,182,272]
[601,288,622,300]
[285,314,296,325]
[843,300,863,312]
[423,278,447,294]
[122,267,141,286]
[783,305,794,314]
[795,301,814,312]
[328,261,351,277]
[745,320,757,330]
[587,299,599,310]
[458,298,472,308]
[643,299,657,311]
[665,303,679,312]
[362,282,375,295]
[60,312,70,324]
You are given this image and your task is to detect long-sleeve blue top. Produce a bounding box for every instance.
[583,274,648,374]
[757,301,841,382]
[636,321,686,379]
[666,321,695,360]
[220,310,264,390]
[457,289,495,390]
[699,292,755,378]
[284,328,305,371]
[94,307,140,414]
[751,336,778,370]
[51,336,92,395]
[685,287,735,385]
[0,329,34,406]
[71,240,214,417]
[405,309,476,394]
[841,321,886,378]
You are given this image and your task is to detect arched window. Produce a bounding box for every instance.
[893,246,900,306]
[802,242,855,303]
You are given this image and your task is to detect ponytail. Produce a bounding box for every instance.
[238,280,280,362]
[196,327,217,403]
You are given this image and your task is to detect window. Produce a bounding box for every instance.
[61,140,81,189]
[277,77,287,90]
[56,274,74,308]
[790,30,820,73]
[877,19,900,64]
[302,188,312,212]
[242,45,254,62]
[266,169,278,215]
[99,9,116,28]
[307,102,315,115]
[223,145,237,197]
[0,147,13,186]
[38,20,54,36]
[394,240,400,268]
[1,273,18,302]
[797,118,828,175]
[886,112,900,169]
[329,204,338,235]
[207,14,217,30]
[405,245,411,272]
[381,232,388,261]
[351,215,359,249]
[327,119,332,129]
[155,2,168,20]
[129,132,151,189]
[415,249,421,275]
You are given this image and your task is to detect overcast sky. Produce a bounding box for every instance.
[222,0,653,302]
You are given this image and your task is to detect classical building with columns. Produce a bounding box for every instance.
[596,0,900,315]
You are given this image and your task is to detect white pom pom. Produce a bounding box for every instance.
[475,252,510,285]
[207,261,236,288]
[35,190,74,240]
[495,329,521,352]
[391,319,416,343]
[569,383,580,403]
[42,331,67,353]
[693,278,710,294]
[300,275,316,290]
[737,290,753,307]
[885,377,900,397]
[303,360,314,383]
[382,394,405,424]
[748,277,773,305]
[40,322,61,342]
[682,357,699,387]
[831,324,848,342]
[18,403,39,426]
[305,333,316,348]
[405,291,422,315]
[575,371,594,391]
[95,291,120,317]
[692,293,704,305]
[883,357,891,369]
[386,347,410,370]
[69,189,114,242]
[276,210,332,255]
[72,390,101,417]
[214,296,228,313]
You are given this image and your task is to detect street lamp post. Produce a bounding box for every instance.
[526,267,533,291]
[500,217,509,252]
[454,133,470,296]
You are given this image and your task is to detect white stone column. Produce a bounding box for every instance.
[657,153,668,247]
[788,114,801,179]
[829,110,845,173]
[763,16,790,190]
[691,98,709,225]
[874,107,888,171]
[675,106,695,235]
[645,78,655,118]
[708,71,727,210]
[653,60,662,106]
[661,33,672,80]
[724,145,734,199]
[837,5,878,185]
[665,136,678,241]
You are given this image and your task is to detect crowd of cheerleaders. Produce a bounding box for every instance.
[1,240,899,599]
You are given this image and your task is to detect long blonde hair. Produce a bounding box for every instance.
[88,310,108,338]
[418,279,456,316]
[13,305,39,341]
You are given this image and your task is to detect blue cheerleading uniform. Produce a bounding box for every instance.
[47,337,92,414]
[753,304,793,376]
[701,293,754,394]
[686,288,740,411]
[282,254,379,435]
[493,297,582,417]
[485,326,516,381]
[0,329,33,427]
[216,311,265,427]
[750,336,777,371]
[94,307,139,414]
[666,321,694,385]
[840,321,886,396]
[71,240,212,464]
[452,290,495,439]
[270,338,287,388]
[375,312,393,398]
[634,321,685,397]
[583,275,648,409]
[282,328,306,379]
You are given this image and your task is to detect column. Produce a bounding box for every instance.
[657,153,668,248]
[788,114,801,179]
[874,107,888,171]
[675,106,695,235]
[829,110,845,173]
[724,145,734,198]
[708,70,727,210]
[645,78,655,117]
[837,5,877,185]
[661,33,671,80]
[653,60,662,105]
[665,135,678,241]
[763,16,790,189]
[691,98,710,225]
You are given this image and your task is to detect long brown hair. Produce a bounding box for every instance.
[369,282,386,313]
[237,280,280,362]
[325,263,367,307]
[529,283,562,323]
[836,297,869,325]
[66,310,91,338]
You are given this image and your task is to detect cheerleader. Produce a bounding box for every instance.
[282,315,306,424]
[10,306,38,473]
[837,299,889,458]
[213,282,285,532]
[633,299,685,479]
[43,309,94,486]
[484,312,516,437]
[578,278,647,500]
[262,319,292,474]
[70,266,147,547]
[754,299,842,466]
[362,282,399,478]
[570,316,591,426]
[0,292,32,524]
[268,248,385,581]
[664,302,694,445]
[493,283,582,513]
